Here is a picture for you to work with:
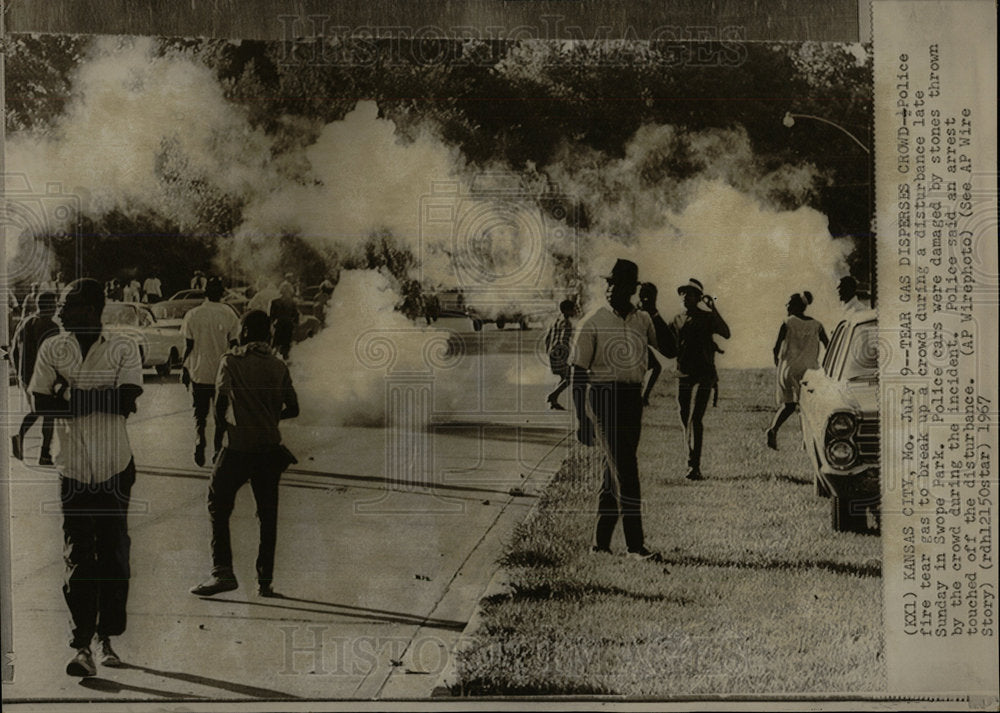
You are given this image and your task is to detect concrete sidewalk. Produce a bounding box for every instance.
[2,363,571,704]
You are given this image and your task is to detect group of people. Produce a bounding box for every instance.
[543,259,730,562]
[544,261,867,562]
[103,275,163,303]
[10,277,300,677]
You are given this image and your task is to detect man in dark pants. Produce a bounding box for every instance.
[269,282,299,360]
[181,277,239,466]
[190,310,299,598]
[663,278,731,481]
[637,282,671,407]
[570,259,662,562]
[544,299,578,410]
[30,278,143,676]
[11,290,59,465]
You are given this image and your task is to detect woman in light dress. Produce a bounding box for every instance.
[767,291,828,449]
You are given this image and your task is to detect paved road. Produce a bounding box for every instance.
[2,322,572,703]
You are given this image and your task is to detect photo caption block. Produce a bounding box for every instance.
[875,0,998,697]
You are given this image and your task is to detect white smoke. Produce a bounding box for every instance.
[289,269,462,427]
[554,126,850,368]
[5,37,277,229]
[7,37,856,380]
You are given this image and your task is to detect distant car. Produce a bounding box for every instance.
[798,310,879,533]
[166,288,249,313]
[150,299,242,333]
[101,302,186,376]
[466,306,529,331]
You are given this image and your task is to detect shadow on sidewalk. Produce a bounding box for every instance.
[115,664,299,699]
[79,677,191,699]
[205,594,467,631]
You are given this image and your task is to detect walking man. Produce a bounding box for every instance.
[11,291,59,465]
[570,259,662,561]
[663,278,730,481]
[181,277,240,466]
[142,274,163,303]
[269,282,299,360]
[637,282,671,407]
[544,299,577,410]
[190,310,299,598]
[30,278,143,676]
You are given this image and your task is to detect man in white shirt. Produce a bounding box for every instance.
[142,275,162,303]
[30,278,143,677]
[181,277,240,466]
[570,259,663,562]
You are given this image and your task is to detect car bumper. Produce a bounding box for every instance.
[821,468,880,501]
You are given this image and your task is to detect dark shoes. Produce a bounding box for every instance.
[546,397,566,411]
[766,429,778,450]
[627,547,667,566]
[11,435,23,461]
[685,468,704,481]
[590,545,612,555]
[257,583,280,598]
[66,647,97,677]
[38,452,54,466]
[95,636,125,668]
[190,573,238,596]
[194,443,206,467]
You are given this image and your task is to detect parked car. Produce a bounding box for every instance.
[465,306,530,331]
[165,288,249,313]
[101,302,186,376]
[153,298,319,344]
[798,309,879,533]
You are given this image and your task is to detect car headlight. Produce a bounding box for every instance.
[827,412,857,438]
[826,439,858,468]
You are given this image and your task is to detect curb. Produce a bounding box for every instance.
[430,567,513,697]
[429,436,576,697]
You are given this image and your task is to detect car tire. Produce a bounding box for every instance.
[832,496,867,533]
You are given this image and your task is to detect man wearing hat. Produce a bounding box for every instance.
[663,278,731,480]
[569,259,662,561]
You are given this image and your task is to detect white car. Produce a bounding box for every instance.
[798,309,879,533]
[102,302,185,376]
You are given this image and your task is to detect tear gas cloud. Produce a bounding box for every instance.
[7,38,856,401]
[290,269,462,427]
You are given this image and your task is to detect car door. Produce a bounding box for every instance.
[799,321,846,455]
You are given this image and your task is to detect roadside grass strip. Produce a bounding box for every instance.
[456,368,884,696]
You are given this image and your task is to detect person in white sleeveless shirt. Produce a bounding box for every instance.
[181,277,240,466]
[767,291,829,449]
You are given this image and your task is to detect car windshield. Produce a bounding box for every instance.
[102,304,139,326]
[152,302,195,320]
[842,320,878,380]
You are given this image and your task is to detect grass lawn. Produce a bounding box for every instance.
[456,368,884,696]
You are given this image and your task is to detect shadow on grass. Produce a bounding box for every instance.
[485,581,691,606]
[663,553,881,578]
[453,678,610,696]
[500,549,565,568]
